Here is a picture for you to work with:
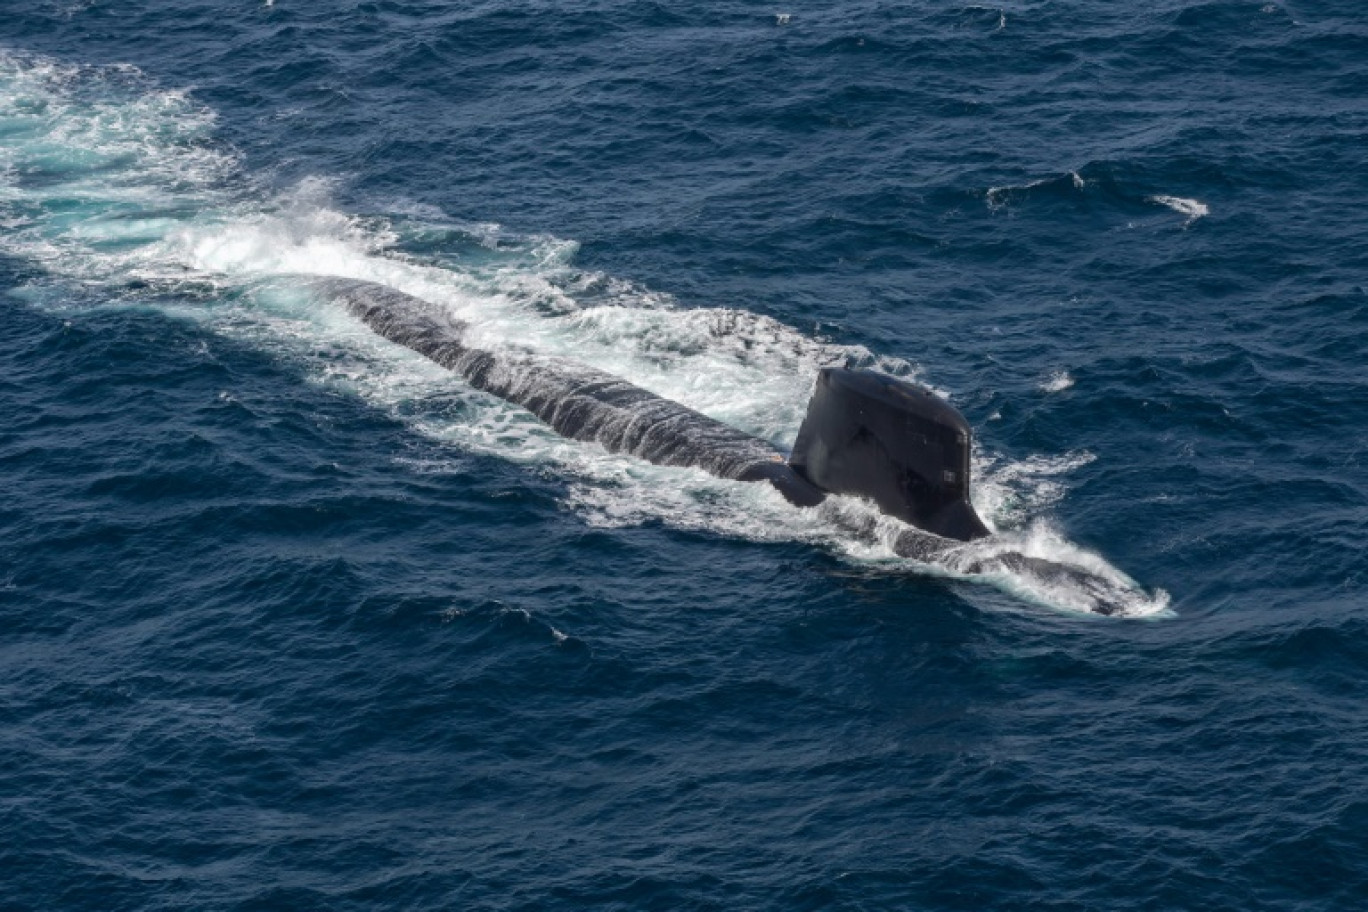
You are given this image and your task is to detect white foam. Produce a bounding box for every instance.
[972,449,1095,531]
[1040,370,1075,393]
[942,522,1171,618]
[0,50,1171,618]
[1149,194,1209,225]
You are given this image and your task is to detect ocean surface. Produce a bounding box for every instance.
[2,1,1366,908]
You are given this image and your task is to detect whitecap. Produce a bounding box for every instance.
[1040,370,1075,393]
[1149,194,1209,225]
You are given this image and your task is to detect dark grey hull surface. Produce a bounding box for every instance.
[321,278,825,508]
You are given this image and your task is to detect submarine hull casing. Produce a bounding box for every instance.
[789,367,991,541]
[322,278,827,507]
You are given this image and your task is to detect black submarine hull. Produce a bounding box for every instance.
[322,278,826,507]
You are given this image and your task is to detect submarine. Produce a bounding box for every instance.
[318,277,1142,614]
[322,277,989,540]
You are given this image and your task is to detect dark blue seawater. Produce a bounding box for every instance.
[3,1,1367,908]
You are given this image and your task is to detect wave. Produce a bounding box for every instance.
[1148,194,1210,224]
[1040,370,1076,393]
[0,50,1170,617]
[985,171,1088,210]
[984,167,1208,232]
